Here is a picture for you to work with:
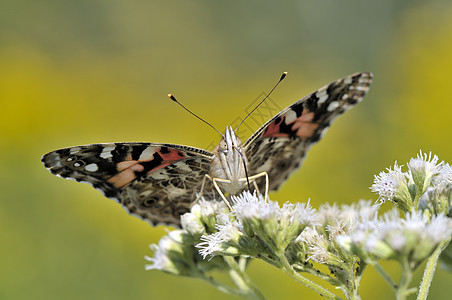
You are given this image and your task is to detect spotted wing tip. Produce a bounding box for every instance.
[356,72,373,84]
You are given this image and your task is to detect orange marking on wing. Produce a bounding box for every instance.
[160,149,185,161]
[291,111,319,140]
[146,149,186,174]
[262,117,286,138]
[107,148,187,188]
[117,160,139,171]
[108,161,144,188]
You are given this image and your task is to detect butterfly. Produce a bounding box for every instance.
[42,72,373,227]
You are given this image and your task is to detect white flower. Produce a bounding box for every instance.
[232,191,316,250]
[181,212,205,236]
[145,231,191,275]
[408,151,442,195]
[371,163,406,203]
[297,227,331,264]
[196,191,318,260]
[285,201,318,227]
[190,199,229,231]
[338,209,452,267]
[316,202,341,225]
[197,220,243,259]
[434,163,452,189]
[317,200,378,232]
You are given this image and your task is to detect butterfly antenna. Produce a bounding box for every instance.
[234,72,287,132]
[168,94,224,138]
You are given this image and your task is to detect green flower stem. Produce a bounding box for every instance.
[343,261,366,300]
[256,253,282,269]
[354,261,367,290]
[373,263,397,291]
[406,288,418,296]
[223,256,265,300]
[238,256,248,272]
[300,266,340,285]
[347,261,366,300]
[278,254,341,300]
[396,261,413,300]
[417,239,450,300]
[200,274,244,297]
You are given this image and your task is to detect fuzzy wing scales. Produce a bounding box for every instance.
[244,72,373,190]
[42,142,214,226]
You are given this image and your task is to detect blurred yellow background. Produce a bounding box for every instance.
[1,1,452,299]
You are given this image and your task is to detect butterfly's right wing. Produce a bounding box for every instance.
[42,143,215,226]
[244,72,373,191]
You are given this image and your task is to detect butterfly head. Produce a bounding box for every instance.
[220,126,242,152]
[217,126,244,167]
[211,126,248,193]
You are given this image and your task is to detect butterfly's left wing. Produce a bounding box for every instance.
[244,72,373,191]
[42,143,215,226]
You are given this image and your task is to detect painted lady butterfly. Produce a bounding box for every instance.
[42,72,373,226]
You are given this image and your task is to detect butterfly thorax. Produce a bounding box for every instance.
[210,126,248,195]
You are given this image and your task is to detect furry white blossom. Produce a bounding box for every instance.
[197,191,317,259]
[145,231,188,275]
[408,151,442,195]
[338,210,452,266]
[409,151,441,176]
[190,199,230,230]
[321,200,378,223]
[181,212,206,236]
[433,163,452,190]
[297,227,331,263]
[197,219,243,259]
[371,163,406,203]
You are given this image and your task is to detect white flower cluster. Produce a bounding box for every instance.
[198,191,317,259]
[145,199,230,276]
[145,151,452,300]
[371,151,449,214]
[337,211,452,267]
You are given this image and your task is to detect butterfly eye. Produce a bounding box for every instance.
[219,140,227,150]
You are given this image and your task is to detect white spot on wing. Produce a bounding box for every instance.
[167,187,187,198]
[359,76,371,84]
[285,109,297,123]
[316,88,329,104]
[139,147,155,160]
[152,172,168,180]
[355,85,369,91]
[327,101,339,112]
[100,146,115,159]
[85,163,99,172]
[177,162,192,172]
[70,147,81,155]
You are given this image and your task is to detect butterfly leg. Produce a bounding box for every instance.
[193,174,234,210]
[192,174,209,207]
[209,176,234,211]
[239,172,269,201]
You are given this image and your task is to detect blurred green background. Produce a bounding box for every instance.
[1,0,452,299]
